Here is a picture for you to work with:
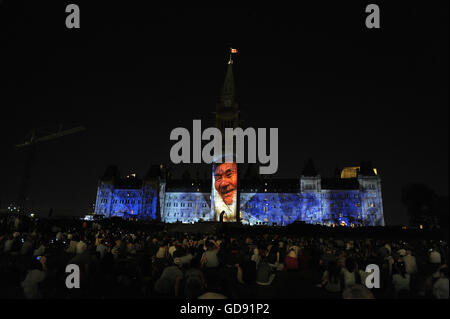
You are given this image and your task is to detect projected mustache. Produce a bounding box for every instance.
[220,187,235,195]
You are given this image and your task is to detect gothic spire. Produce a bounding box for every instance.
[220,62,235,107]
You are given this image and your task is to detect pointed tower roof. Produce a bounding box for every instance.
[219,62,236,107]
[334,163,341,178]
[301,158,318,177]
[101,165,121,181]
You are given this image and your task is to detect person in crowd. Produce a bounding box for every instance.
[76,237,88,255]
[0,214,448,299]
[432,266,449,299]
[284,247,298,271]
[201,240,220,269]
[156,241,169,260]
[3,234,14,253]
[256,255,276,286]
[392,261,411,297]
[251,247,261,267]
[154,260,183,297]
[318,261,341,294]
[235,254,256,285]
[341,258,359,288]
[429,246,442,264]
[266,244,280,270]
[33,240,46,257]
[66,234,78,254]
[21,257,47,299]
[96,238,109,259]
[183,267,206,298]
[20,236,33,255]
[403,249,418,275]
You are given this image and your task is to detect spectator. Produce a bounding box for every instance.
[21,257,47,299]
[256,256,275,286]
[403,250,418,275]
[432,266,449,299]
[96,239,109,259]
[3,234,14,253]
[20,236,33,255]
[341,258,359,288]
[429,247,442,264]
[266,244,281,270]
[319,261,341,294]
[392,261,410,297]
[183,268,206,298]
[201,240,220,269]
[284,247,298,271]
[156,241,169,260]
[154,262,183,297]
[76,239,87,255]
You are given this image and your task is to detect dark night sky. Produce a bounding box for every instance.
[0,2,448,225]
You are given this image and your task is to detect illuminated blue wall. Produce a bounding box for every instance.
[240,193,306,226]
[94,182,158,220]
[162,192,212,223]
[239,189,382,226]
[95,176,384,226]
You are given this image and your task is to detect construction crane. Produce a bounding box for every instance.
[15,124,86,213]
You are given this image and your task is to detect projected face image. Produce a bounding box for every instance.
[214,162,237,205]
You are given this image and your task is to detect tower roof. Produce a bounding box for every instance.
[219,61,236,108]
[101,165,121,181]
[301,158,318,177]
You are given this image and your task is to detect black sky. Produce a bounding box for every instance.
[0,2,448,225]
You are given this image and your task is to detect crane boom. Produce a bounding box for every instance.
[15,124,87,213]
[15,126,86,149]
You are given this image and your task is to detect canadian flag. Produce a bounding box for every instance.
[230,48,238,53]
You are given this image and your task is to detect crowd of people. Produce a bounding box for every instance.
[0,214,448,299]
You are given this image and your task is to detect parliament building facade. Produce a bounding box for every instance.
[94,59,385,227]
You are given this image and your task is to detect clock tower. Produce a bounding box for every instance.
[215,54,239,136]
